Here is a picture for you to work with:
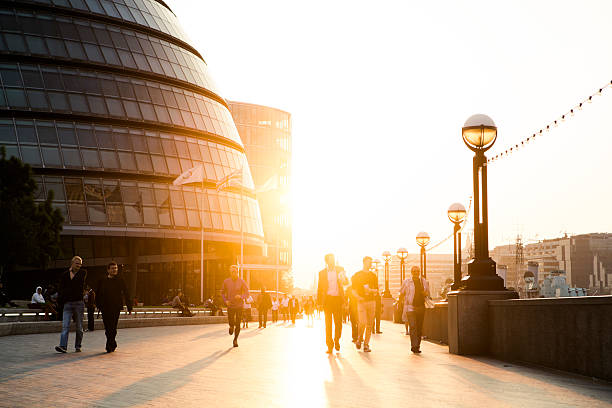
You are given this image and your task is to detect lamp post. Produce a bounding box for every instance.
[461,114,504,290]
[415,232,430,278]
[448,203,467,290]
[382,251,392,298]
[372,258,381,280]
[397,247,408,284]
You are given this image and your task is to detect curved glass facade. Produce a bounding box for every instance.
[0,0,263,304]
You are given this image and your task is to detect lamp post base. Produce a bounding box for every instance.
[459,258,505,291]
[383,289,392,298]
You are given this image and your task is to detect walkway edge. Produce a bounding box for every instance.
[0,316,228,337]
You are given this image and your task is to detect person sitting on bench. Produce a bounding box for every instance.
[172,291,193,316]
[29,286,56,320]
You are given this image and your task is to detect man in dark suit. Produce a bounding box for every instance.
[317,253,348,354]
[288,296,300,324]
[95,261,132,353]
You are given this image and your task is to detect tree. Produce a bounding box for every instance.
[0,147,63,280]
[32,190,64,272]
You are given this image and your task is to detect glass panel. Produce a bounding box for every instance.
[0,122,17,142]
[187,210,200,228]
[173,209,186,227]
[69,203,88,223]
[77,126,96,147]
[41,147,61,166]
[99,150,118,169]
[20,145,42,165]
[62,147,82,168]
[88,204,106,224]
[37,124,58,144]
[150,155,167,173]
[5,89,27,108]
[107,204,125,224]
[48,92,70,111]
[135,153,153,172]
[103,183,122,203]
[158,206,171,226]
[125,205,142,224]
[57,125,77,145]
[142,206,157,225]
[81,149,100,168]
[166,156,180,175]
[84,180,104,202]
[16,122,38,143]
[118,151,136,170]
[65,180,85,201]
[170,190,183,208]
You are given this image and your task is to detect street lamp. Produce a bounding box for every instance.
[462,114,504,290]
[382,251,392,298]
[372,258,381,280]
[448,203,467,290]
[397,247,408,283]
[415,232,430,278]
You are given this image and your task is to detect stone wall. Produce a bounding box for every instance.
[488,296,612,381]
[422,302,448,344]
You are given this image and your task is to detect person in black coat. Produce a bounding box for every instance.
[95,261,132,353]
[257,288,272,328]
[288,296,300,325]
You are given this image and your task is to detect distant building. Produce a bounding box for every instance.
[492,233,612,294]
[228,101,291,291]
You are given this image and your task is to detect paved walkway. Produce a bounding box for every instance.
[0,318,610,407]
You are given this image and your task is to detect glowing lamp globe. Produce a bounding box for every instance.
[416,232,430,247]
[448,202,467,224]
[397,248,408,259]
[462,114,497,151]
[382,251,392,261]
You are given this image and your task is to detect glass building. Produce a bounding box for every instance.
[0,0,264,304]
[228,101,291,292]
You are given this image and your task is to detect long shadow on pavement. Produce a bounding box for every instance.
[0,351,108,382]
[94,348,232,407]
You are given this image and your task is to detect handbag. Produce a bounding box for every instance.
[424,296,435,309]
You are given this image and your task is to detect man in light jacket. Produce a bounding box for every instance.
[400,266,430,353]
[317,253,348,354]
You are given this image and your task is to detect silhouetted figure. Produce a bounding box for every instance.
[0,282,18,307]
[317,253,348,354]
[172,291,193,316]
[258,288,272,328]
[374,292,382,334]
[222,265,249,347]
[347,285,359,343]
[96,262,132,353]
[351,256,378,352]
[289,296,300,324]
[271,298,279,323]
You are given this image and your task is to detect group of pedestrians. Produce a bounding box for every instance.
[54,257,132,354]
[318,253,430,355]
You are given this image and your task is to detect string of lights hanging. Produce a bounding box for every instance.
[487,80,612,164]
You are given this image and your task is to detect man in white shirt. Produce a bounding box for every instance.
[281,295,290,322]
[271,298,280,323]
[317,253,348,354]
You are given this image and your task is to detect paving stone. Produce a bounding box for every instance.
[0,318,610,407]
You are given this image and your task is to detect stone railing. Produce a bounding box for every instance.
[422,302,448,344]
[488,296,612,381]
[420,295,612,381]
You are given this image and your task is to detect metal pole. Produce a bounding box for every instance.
[423,248,427,279]
[384,259,390,297]
[200,180,204,304]
[458,230,462,284]
[240,188,244,280]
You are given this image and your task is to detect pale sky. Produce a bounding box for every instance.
[168,0,612,288]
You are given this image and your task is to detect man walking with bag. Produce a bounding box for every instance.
[351,256,378,352]
[400,266,430,353]
[317,254,348,354]
[55,256,86,353]
[95,262,132,353]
